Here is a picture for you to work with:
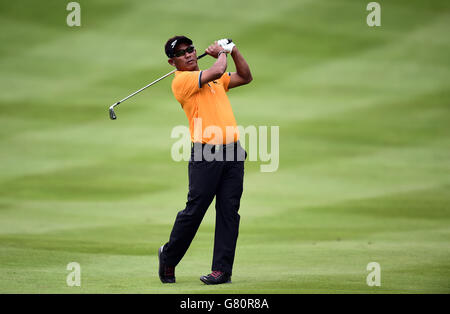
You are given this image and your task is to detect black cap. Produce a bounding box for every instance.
[165,36,193,58]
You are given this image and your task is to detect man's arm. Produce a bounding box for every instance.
[228,47,252,89]
[200,42,228,87]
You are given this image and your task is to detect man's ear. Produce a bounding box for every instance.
[168,58,175,67]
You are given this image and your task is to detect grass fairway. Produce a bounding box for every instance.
[1,0,449,293]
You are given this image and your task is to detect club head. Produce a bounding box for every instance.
[109,104,117,120]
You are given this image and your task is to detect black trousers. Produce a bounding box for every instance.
[162,142,246,275]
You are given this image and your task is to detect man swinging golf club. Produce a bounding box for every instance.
[158,36,252,285]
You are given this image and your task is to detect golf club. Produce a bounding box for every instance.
[109,39,232,120]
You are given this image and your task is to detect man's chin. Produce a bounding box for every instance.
[187,61,198,69]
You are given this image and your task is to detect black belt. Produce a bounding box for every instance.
[191,141,240,152]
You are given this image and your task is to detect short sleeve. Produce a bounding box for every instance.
[172,71,201,102]
[219,72,232,92]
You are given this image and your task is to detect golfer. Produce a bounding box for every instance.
[158,36,252,285]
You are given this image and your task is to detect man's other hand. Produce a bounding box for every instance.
[218,38,235,54]
[205,42,225,58]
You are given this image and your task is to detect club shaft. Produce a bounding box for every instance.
[112,53,208,109]
[116,69,176,105]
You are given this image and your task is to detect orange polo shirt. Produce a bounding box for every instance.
[171,70,239,144]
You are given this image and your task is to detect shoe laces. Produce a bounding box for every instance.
[211,270,223,278]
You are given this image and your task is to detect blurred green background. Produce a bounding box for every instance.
[0,0,449,293]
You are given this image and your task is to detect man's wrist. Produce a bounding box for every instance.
[217,50,227,58]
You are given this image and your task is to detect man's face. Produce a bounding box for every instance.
[169,43,198,71]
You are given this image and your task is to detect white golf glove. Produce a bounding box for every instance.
[217,38,235,53]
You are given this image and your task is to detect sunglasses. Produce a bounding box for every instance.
[174,45,195,57]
